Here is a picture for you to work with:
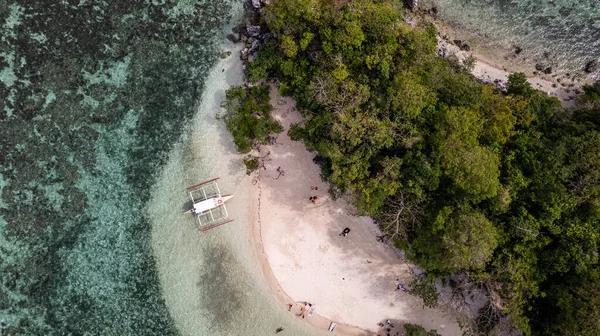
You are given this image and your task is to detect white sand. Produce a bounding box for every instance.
[250,85,461,335]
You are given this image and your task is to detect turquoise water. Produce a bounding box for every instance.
[1,0,329,334]
[421,0,600,81]
[0,0,232,333]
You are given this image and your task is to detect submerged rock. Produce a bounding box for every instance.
[514,46,523,54]
[453,39,470,51]
[226,33,240,43]
[584,60,598,73]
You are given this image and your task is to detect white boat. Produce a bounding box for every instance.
[185,178,234,232]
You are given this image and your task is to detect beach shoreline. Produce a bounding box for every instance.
[245,84,461,335]
[249,170,371,335]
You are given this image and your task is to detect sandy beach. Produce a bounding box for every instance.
[248,85,461,335]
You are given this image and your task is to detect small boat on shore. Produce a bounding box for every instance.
[185,177,234,232]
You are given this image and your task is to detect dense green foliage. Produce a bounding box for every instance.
[408,277,439,308]
[403,323,441,336]
[247,0,600,334]
[222,85,283,153]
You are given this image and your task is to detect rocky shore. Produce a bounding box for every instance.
[408,4,598,105]
[222,0,273,72]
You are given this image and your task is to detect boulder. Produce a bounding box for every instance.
[249,40,261,53]
[252,0,261,9]
[260,32,273,42]
[543,67,552,74]
[240,48,249,60]
[246,25,261,37]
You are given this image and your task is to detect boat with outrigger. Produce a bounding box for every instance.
[185,177,234,232]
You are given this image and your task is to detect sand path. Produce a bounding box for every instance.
[250,85,460,335]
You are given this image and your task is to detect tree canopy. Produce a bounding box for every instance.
[239,0,600,334]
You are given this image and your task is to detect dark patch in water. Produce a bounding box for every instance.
[197,241,251,333]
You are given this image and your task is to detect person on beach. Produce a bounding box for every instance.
[396,284,406,291]
[275,327,284,333]
[340,227,351,236]
[311,195,318,203]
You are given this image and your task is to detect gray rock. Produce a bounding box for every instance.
[277,99,287,105]
[241,48,249,60]
[246,25,261,37]
[249,40,261,53]
[260,32,273,42]
[252,0,261,9]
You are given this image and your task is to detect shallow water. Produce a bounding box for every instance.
[147,19,328,335]
[420,0,600,81]
[1,0,231,334]
[147,25,328,335]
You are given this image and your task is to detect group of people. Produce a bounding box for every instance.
[298,302,315,318]
[339,227,351,236]
[309,186,319,203]
[377,319,399,336]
